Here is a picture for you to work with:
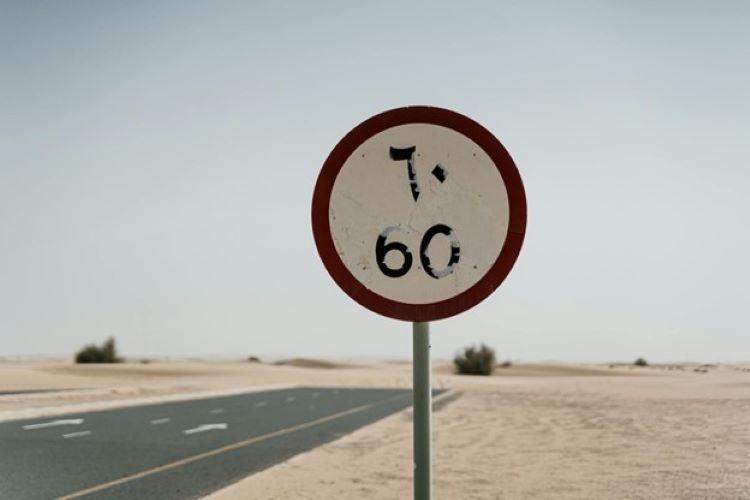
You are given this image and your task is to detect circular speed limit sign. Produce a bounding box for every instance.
[312,106,526,322]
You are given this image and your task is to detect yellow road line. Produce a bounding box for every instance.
[58,393,409,499]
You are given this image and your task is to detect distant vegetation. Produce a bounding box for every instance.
[75,337,122,364]
[247,355,261,363]
[634,357,649,367]
[454,343,496,375]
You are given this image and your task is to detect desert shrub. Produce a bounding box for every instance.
[454,344,496,375]
[75,337,122,364]
[247,355,261,363]
[633,357,648,367]
[499,360,512,368]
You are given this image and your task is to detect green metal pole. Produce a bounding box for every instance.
[413,321,431,500]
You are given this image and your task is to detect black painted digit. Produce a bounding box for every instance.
[420,224,460,279]
[376,224,460,279]
[376,226,413,278]
[389,146,420,202]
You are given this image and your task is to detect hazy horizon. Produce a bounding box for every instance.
[2,1,748,363]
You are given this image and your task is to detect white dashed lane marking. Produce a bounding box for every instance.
[210,409,224,415]
[63,431,92,439]
[23,419,84,430]
[150,418,171,425]
[183,424,227,435]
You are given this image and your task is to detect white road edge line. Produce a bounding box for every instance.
[150,418,171,425]
[62,430,91,439]
[1,383,298,424]
[183,423,228,435]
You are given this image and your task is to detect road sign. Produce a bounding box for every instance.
[312,106,526,322]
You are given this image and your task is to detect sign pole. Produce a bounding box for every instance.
[413,321,431,500]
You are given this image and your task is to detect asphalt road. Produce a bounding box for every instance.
[0,387,420,499]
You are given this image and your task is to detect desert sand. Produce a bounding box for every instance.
[1,360,748,498]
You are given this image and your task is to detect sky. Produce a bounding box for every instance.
[1,1,748,362]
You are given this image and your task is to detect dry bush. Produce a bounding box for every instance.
[454,344,496,375]
[75,337,122,364]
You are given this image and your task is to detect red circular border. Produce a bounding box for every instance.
[311,106,527,322]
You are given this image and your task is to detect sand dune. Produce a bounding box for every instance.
[41,363,234,379]
[273,358,364,369]
[492,363,634,377]
[434,362,637,377]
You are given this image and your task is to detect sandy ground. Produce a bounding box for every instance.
[1,360,749,498]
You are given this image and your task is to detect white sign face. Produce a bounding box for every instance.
[329,124,510,305]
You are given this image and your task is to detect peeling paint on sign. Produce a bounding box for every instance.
[312,106,526,322]
[329,124,509,305]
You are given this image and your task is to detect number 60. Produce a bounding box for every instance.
[376,224,460,280]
